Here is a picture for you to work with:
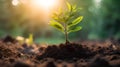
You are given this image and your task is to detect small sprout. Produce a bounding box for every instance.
[16,36,25,44]
[16,34,34,45]
[50,1,83,44]
[25,34,33,45]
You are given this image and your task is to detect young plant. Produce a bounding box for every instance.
[16,34,33,45]
[50,2,83,44]
[26,34,34,45]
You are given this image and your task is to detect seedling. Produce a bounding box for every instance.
[50,2,83,44]
[16,34,33,45]
[25,34,34,45]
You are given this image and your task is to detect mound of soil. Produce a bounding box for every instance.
[36,43,95,60]
[0,36,120,67]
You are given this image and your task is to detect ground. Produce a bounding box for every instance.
[0,36,120,67]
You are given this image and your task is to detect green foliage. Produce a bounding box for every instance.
[50,1,83,43]
[50,20,64,33]
[68,16,83,28]
[68,26,82,33]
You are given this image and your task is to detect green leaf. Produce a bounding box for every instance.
[50,20,64,32]
[72,6,77,13]
[66,1,72,11]
[52,13,58,20]
[73,5,77,10]
[68,16,83,28]
[68,26,82,33]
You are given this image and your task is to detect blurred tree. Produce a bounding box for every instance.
[99,0,120,39]
[68,0,94,40]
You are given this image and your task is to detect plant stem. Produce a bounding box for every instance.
[64,23,69,45]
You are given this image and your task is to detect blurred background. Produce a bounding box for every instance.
[0,0,120,44]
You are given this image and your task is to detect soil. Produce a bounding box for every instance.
[0,36,120,67]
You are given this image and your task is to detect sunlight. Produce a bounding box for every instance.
[11,0,60,24]
[12,0,19,6]
[31,0,57,9]
[95,0,101,4]
[94,0,102,7]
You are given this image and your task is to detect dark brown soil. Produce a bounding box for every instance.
[0,36,120,67]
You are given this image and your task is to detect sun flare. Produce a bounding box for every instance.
[31,0,58,9]
[12,0,19,6]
